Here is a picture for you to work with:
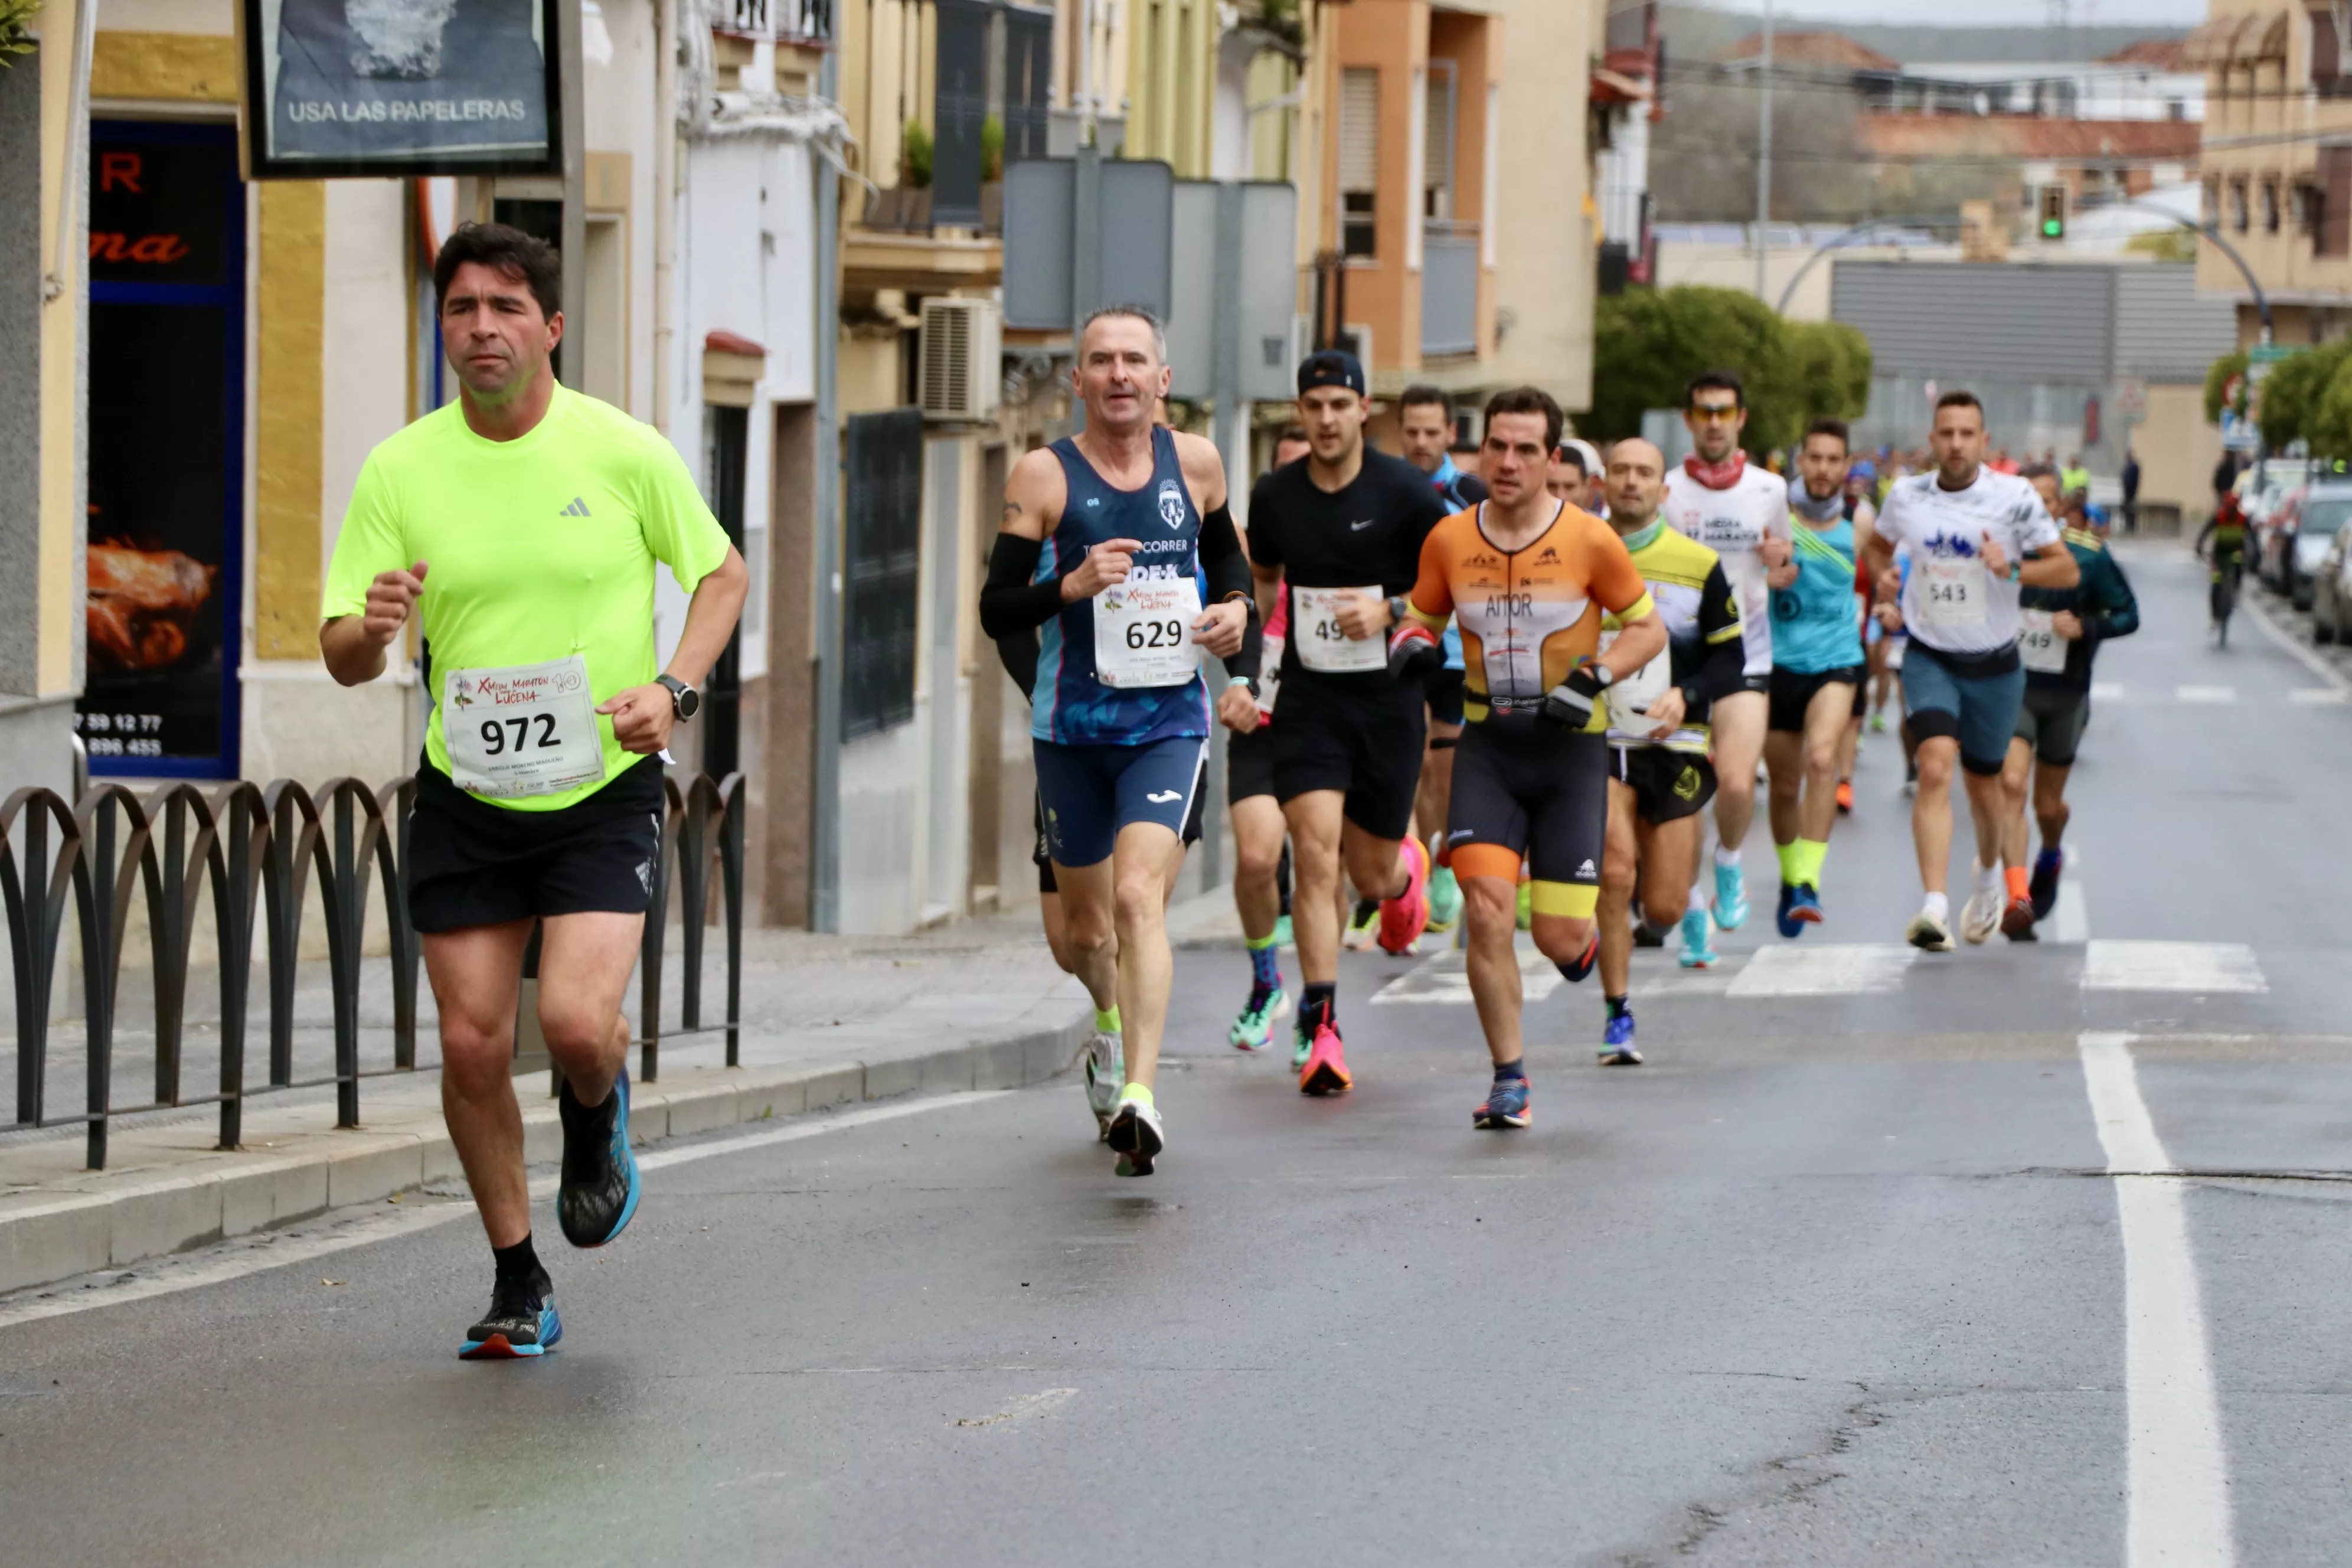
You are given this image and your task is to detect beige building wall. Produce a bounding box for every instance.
[2133,383,2223,522]
[1484,0,1596,412]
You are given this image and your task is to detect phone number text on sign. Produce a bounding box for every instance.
[79,711,165,757]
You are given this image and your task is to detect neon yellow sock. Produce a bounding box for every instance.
[1798,838,1829,888]
[1093,1005,1122,1034]
[1119,1081,1154,1106]
[1776,839,1802,884]
[1246,933,1276,951]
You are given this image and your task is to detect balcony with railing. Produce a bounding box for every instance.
[720,0,835,44]
[1420,222,1480,357]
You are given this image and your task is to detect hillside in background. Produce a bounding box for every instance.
[1658,7,2188,65]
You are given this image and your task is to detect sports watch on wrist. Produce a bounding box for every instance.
[656,673,700,720]
[1386,594,1412,626]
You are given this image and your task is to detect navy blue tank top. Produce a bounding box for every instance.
[1031,427,1210,745]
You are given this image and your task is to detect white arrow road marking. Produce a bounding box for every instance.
[2077,1032,2236,1568]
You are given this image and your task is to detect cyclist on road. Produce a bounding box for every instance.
[1391,388,1665,1128]
[2196,487,2249,641]
[321,224,751,1360]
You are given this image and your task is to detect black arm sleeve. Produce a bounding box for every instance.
[995,629,1040,703]
[1680,562,1749,705]
[1198,501,1262,681]
[979,533,1063,642]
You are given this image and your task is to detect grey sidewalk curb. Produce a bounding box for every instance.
[0,999,1092,1298]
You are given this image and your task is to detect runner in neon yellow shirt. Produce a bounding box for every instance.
[321,223,747,1361]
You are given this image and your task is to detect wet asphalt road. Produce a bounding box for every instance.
[4,541,2351,1566]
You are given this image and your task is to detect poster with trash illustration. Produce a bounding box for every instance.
[242,0,558,177]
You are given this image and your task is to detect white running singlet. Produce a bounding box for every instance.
[1662,465,1789,678]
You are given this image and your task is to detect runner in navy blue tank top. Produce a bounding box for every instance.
[978,307,1259,1177]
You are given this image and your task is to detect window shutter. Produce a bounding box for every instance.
[1340,68,1379,193]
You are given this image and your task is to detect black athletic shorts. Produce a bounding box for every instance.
[1270,673,1426,841]
[1445,718,1608,919]
[1033,757,1206,895]
[1424,665,1467,728]
[1228,725,1278,802]
[1768,665,1865,733]
[1730,671,1771,698]
[1608,745,1717,825]
[406,755,666,935]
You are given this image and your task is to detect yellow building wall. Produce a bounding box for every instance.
[1127,0,1216,175]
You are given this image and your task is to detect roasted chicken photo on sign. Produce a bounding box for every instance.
[87,542,217,671]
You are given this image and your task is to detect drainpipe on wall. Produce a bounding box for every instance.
[654,0,678,432]
[42,0,97,303]
[810,42,843,932]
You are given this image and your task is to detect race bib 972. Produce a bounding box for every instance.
[443,654,606,798]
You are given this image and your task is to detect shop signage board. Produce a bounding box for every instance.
[237,0,563,178]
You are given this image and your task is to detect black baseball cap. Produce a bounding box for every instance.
[1296,349,1366,397]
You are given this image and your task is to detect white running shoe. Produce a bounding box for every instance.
[1106,1089,1164,1176]
[1082,1030,1124,1139]
[1906,911,1956,952]
[1960,887,2002,946]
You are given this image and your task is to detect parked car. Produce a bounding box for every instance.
[2284,485,2352,610]
[2311,522,2352,642]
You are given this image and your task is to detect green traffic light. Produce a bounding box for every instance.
[2043,219,2062,237]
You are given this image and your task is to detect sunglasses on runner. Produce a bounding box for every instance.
[1687,401,1742,422]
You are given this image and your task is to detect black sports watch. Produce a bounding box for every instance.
[656,673,700,720]
[1386,594,1412,626]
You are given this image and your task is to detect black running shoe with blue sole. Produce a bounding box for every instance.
[459,1270,562,1360]
[557,1068,642,1249]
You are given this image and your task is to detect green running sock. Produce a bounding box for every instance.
[1798,838,1829,888]
[1776,839,1802,884]
[1093,1005,1121,1034]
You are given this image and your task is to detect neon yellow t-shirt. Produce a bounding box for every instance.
[321,384,733,812]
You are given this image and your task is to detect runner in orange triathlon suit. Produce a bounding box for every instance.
[1386,388,1665,1131]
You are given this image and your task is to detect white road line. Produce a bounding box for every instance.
[2082,941,2266,994]
[0,1092,1011,1329]
[2052,878,2091,945]
[1371,948,1560,1004]
[2077,1032,2236,1568]
[1724,943,1916,997]
[2288,687,2347,705]
[2174,685,2237,704]
[2093,681,2126,701]
[2240,588,2352,695]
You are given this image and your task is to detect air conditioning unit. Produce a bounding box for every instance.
[919,296,1002,422]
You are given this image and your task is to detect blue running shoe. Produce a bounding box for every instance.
[1598,1012,1641,1067]
[557,1069,642,1249]
[1788,884,1823,932]
[1713,860,1749,930]
[1678,905,1719,969]
[2029,847,2064,921]
[459,1270,562,1360]
[1473,1074,1531,1129]
[1775,881,1801,938]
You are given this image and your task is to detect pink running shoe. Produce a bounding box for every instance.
[1376,834,1430,956]
[1298,1021,1354,1096]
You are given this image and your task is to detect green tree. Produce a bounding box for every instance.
[2304,352,2352,459]
[2255,342,2352,449]
[981,114,1004,182]
[1588,286,1871,456]
[2204,347,2249,426]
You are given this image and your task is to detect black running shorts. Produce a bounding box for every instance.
[1227,724,1278,802]
[406,756,666,934]
[1608,744,1717,825]
[1443,719,1608,920]
[1768,665,1864,733]
[1270,674,1426,841]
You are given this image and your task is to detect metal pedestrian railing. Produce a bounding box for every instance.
[1,772,744,1171]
